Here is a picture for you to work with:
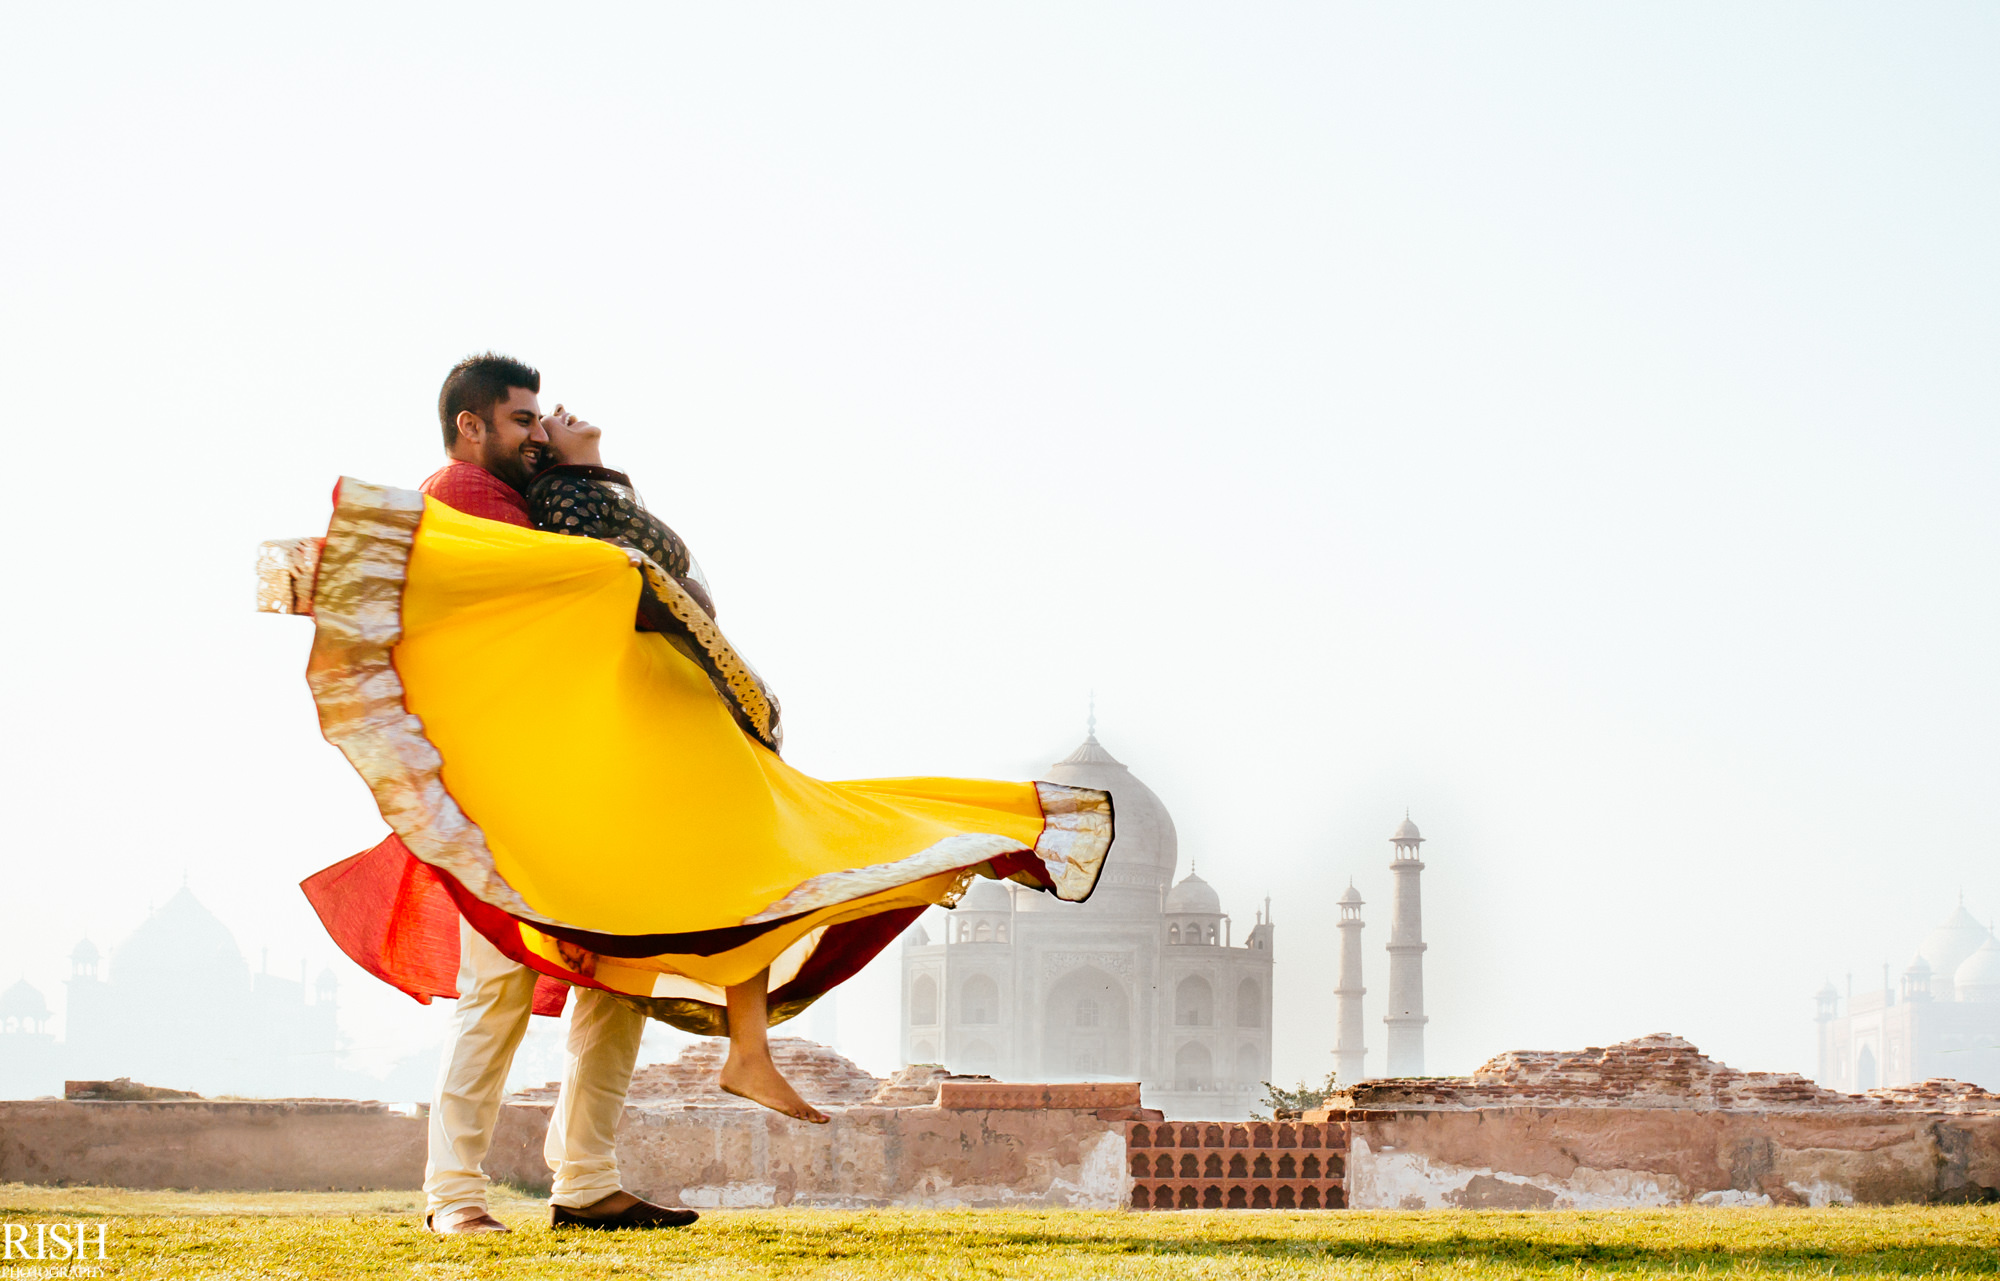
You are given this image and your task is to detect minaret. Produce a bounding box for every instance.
[1333,880,1367,1084]
[1813,981,1839,1085]
[1383,815,1428,1076]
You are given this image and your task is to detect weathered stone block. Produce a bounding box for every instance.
[937,1081,1141,1111]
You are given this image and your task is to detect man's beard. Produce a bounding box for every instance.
[482,439,542,492]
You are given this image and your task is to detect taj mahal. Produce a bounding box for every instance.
[899,725,1441,1119]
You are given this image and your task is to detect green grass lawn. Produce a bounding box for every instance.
[0,1186,1995,1279]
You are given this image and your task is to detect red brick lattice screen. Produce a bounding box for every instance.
[1125,1119,1348,1210]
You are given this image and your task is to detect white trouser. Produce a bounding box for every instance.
[424,918,648,1217]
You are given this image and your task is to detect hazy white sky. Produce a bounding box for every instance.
[4,3,1997,1090]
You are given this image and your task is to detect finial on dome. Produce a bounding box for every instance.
[1088,690,1096,738]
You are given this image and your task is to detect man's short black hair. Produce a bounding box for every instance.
[439,352,541,450]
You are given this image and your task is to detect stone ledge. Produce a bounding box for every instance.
[0,1096,1134,1207]
[1320,1034,2000,1114]
[66,1078,201,1102]
[11,1099,411,1116]
[938,1081,1141,1110]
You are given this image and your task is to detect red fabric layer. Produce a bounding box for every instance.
[769,908,924,1012]
[306,834,1008,1023]
[444,867,923,1025]
[301,835,568,1016]
[419,461,532,527]
[442,870,622,998]
[985,849,1056,892]
[301,836,458,1004]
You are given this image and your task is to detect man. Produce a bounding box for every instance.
[418,352,694,1235]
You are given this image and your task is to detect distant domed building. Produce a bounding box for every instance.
[0,978,58,1098]
[58,886,346,1098]
[899,729,1274,1119]
[1816,899,2000,1092]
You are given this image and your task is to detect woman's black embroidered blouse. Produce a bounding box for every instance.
[526,464,694,580]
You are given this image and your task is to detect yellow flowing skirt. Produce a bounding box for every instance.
[296,479,1111,1032]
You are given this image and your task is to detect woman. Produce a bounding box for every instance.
[525,409,808,1117]
[521,411,777,756]
[290,414,1112,1124]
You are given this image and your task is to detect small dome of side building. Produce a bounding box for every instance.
[1164,871,1225,947]
[0,980,50,1029]
[1165,872,1222,916]
[1954,936,2000,1004]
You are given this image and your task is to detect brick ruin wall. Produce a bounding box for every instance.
[4,1035,1997,1208]
[0,1094,1137,1208]
[0,1042,1137,1210]
[1124,1034,2000,1211]
[1315,1035,2000,1209]
[1329,1032,1985,1112]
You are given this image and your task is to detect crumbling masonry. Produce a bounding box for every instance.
[3,1035,1997,1208]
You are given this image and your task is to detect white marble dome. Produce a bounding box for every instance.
[1920,903,1990,997]
[1953,936,2000,1003]
[1041,733,1178,881]
[1393,817,1423,843]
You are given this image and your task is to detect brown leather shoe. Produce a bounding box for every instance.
[425,1206,512,1234]
[551,1192,698,1230]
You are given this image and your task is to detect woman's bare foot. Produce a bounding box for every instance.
[720,1050,829,1124]
[720,966,828,1122]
